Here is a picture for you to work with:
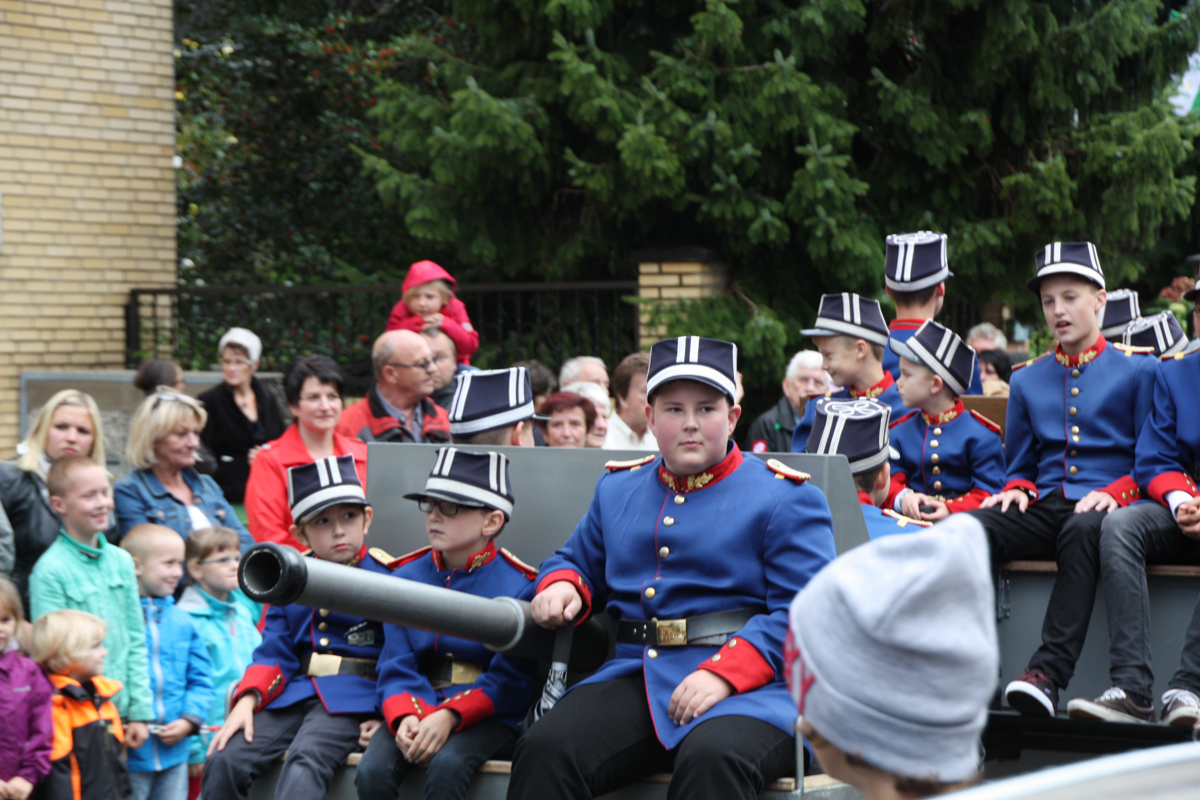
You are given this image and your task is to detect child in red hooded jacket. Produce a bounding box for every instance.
[386,260,479,364]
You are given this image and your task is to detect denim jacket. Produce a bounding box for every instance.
[113,468,254,550]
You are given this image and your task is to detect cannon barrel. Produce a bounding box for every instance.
[239,543,607,671]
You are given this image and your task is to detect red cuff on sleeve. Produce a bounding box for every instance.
[438,689,495,731]
[695,637,775,695]
[945,488,992,513]
[1100,475,1144,507]
[1003,479,1039,500]
[383,693,433,734]
[235,664,285,711]
[883,473,910,511]
[536,569,593,624]
[1147,472,1200,506]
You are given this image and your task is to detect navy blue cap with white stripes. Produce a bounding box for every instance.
[287,455,368,525]
[404,447,515,519]
[804,398,892,476]
[1122,311,1187,357]
[1098,289,1140,339]
[1027,242,1105,293]
[884,231,952,292]
[446,367,546,436]
[802,293,890,347]
[888,320,976,397]
[646,336,738,403]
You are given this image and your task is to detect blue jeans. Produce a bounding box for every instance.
[129,761,188,800]
[355,719,514,800]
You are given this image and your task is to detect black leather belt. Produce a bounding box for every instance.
[426,657,486,689]
[299,653,378,679]
[617,607,765,647]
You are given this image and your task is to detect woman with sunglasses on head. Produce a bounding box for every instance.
[196,329,286,503]
[243,356,368,550]
[113,390,253,550]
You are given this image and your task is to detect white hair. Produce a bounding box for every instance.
[559,356,607,387]
[562,381,610,417]
[966,322,1008,351]
[785,350,825,380]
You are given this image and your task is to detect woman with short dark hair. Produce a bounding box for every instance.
[537,392,596,448]
[243,356,367,549]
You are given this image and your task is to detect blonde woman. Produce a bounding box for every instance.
[113,390,252,549]
[0,389,108,605]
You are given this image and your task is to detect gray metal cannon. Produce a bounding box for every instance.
[238,542,608,671]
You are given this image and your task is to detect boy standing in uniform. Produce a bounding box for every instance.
[510,336,837,800]
[969,242,1156,717]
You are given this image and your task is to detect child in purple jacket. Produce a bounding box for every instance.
[0,575,53,799]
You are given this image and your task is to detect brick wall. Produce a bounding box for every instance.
[637,259,729,348]
[0,0,176,450]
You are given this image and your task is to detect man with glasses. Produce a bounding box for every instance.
[337,330,452,445]
[422,328,478,410]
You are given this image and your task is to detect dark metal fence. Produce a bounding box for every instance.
[126,282,640,394]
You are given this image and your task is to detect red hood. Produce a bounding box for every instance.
[402,260,457,294]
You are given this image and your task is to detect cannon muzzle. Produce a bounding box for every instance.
[240,542,607,671]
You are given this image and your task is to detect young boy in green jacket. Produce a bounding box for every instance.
[29,454,152,749]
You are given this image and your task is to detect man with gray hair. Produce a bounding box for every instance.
[559,356,609,394]
[967,322,1008,352]
[336,329,451,444]
[744,351,830,453]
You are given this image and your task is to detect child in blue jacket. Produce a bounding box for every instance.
[121,525,215,800]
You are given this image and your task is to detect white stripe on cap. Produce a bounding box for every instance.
[935,328,953,359]
[291,484,367,524]
[676,336,687,363]
[326,456,342,484]
[314,457,330,487]
[453,373,473,419]
[903,240,916,281]
[489,452,499,491]
[1053,242,1062,263]
[499,455,507,495]
[432,447,447,475]
[841,293,852,322]
[943,336,960,368]
[689,335,700,363]
[517,368,526,403]
[1155,318,1168,352]
[422,477,514,517]
[815,406,836,455]
[852,294,862,325]
[1088,242,1102,274]
[448,401,536,435]
[940,234,947,269]
[441,448,456,477]
[509,369,518,407]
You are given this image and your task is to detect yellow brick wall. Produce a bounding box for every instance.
[0,0,176,450]
[637,260,729,348]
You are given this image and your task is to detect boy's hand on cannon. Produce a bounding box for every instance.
[531,581,582,629]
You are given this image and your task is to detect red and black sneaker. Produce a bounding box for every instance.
[1005,670,1058,716]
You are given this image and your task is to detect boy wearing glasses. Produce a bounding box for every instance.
[202,456,394,800]
[355,448,537,800]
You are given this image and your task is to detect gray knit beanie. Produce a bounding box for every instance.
[787,515,998,784]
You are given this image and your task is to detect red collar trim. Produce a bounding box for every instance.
[849,371,895,399]
[889,318,925,331]
[857,490,876,506]
[658,444,744,494]
[347,544,367,567]
[922,400,965,426]
[432,541,496,572]
[1054,337,1106,367]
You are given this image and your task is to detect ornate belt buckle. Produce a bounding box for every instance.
[451,662,484,685]
[656,619,688,646]
[307,653,342,677]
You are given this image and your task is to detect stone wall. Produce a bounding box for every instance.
[0,0,177,450]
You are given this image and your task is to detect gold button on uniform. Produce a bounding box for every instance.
[674,495,685,505]
[663,517,675,527]
[1069,466,1078,475]
[648,649,658,659]
[319,637,330,647]
[934,428,943,436]
[318,622,328,631]
[711,654,721,662]
[1072,368,1081,378]
[319,609,329,617]
[1073,435,1080,443]
[659,547,670,558]
[933,481,942,491]
[1071,426,1080,434]
[932,466,941,475]
[931,454,939,464]
[930,440,939,448]
[1069,407,1077,416]
[645,587,656,599]
[1071,387,1079,396]
[1070,450,1078,457]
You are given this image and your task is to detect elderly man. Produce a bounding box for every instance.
[336,329,451,444]
[967,322,1009,352]
[559,356,609,394]
[745,351,829,454]
[603,352,656,451]
[422,328,476,409]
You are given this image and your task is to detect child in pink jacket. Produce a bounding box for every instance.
[386,260,479,364]
[0,576,53,800]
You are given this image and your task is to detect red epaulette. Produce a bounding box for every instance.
[387,545,434,570]
[499,547,538,581]
[1011,352,1050,371]
[968,410,1002,436]
[604,455,656,472]
[882,509,933,528]
[765,459,810,484]
[889,410,918,429]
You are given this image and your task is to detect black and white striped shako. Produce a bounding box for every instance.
[287,454,367,524]
[1122,311,1187,358]
[802,293,890,347]
[403,447,515,519]
[888,320,976,397]
[884,231,951,292]
[804,398,891,476]
[645,336,738,402]
[446,367,543,436]
[1098,289,1140,339]
[1027,242,1105,293]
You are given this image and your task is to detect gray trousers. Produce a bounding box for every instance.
[200,697,365,800]
[1100,502,1200,700]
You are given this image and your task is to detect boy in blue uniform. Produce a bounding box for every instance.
[355,447,536,799]
[203,456,392,800]
[447,366,546,447]
[968,242,1156,717]
[886,320,1005,520]
[806,397,931,540]
[792,293,906,449]
[880,231,983,394]
[511,336,837,800]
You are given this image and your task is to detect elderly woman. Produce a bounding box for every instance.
[537,391,597,448]
[113,390,253,549]
[197,328,286,503]
[0,390,109,605]
[563,381,610,448]
[244,356,367,549]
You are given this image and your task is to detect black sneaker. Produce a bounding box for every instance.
[1067,687,1155,723]
[1005,670,1058,716]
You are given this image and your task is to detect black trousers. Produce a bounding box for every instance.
[506,675,795,800]
[355,718,514,800]
[969,489,1106,689]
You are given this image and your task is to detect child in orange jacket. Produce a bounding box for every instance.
[385,260,479,364]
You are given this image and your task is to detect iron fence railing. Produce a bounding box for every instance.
[126,282,641,394]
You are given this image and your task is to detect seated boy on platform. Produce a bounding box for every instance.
[792,293,906,449]
[886,320,1005,522]
[356,447,537,800]
[203,456,392,800]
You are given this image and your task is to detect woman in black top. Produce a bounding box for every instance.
[197,328,285,503]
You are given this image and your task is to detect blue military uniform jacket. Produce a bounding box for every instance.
[858,491,931,540]
[792,372,906,452]
[886,401,1005,512]
[1135,349,1200,505]
[537,444,837,748]
[1004,338,1155,505]
[375,542,537,733]
[884,320,984,394]
[235,545,392,715]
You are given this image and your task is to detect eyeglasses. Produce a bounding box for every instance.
[388,360,437,371]
[417,499,475,516]
[221,358,251,368]
[197,556,239,567]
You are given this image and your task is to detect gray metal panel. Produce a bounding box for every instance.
[364,444,868,566]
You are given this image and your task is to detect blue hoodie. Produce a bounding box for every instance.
[128,595,215,773]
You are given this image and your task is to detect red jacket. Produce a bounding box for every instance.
[244,425,368,550]
[385,260,479,364]
[335,386,451,446]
